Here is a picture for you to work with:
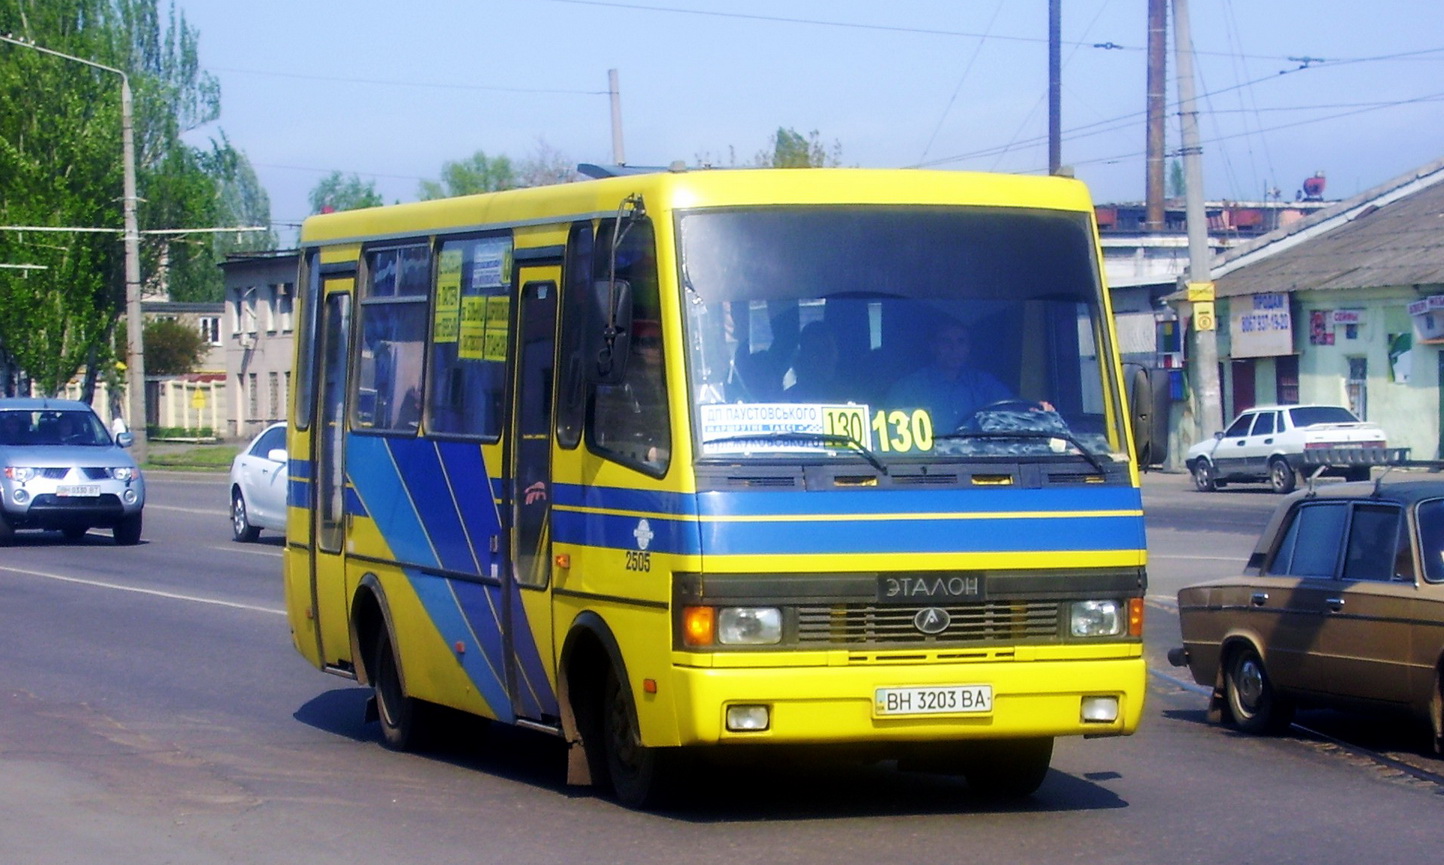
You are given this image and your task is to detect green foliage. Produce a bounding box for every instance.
[1168,158,1186,198]
[309,171,384,213]
[419,150,517,200]
[142,316,205,374]
[756,127,841,168]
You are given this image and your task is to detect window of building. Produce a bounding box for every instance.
[269,371,281,420]
[277,286,294,332]
[1347,356,1368,419]
[354,244,429,433]
[198,316,221,345]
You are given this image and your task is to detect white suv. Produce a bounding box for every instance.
[1186,404,1389,494]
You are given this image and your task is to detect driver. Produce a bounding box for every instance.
[887,320,1012,432]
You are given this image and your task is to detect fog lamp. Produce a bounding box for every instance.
[122,489,139,505]
[726,704,771,732]
[1070,600,1124,637]
[1081,695,1119,723]
[13,488,29,504]
[717,607,782,645]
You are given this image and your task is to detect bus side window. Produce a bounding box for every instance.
[556,221,593,450]
[355,245,429,434]
[587,218,671,475]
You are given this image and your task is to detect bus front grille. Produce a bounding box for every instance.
[796,601,1061,646]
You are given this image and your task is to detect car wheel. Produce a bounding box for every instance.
[61,525,89,541]
[112,512,142,546]
[231,490,261,542]
[1225,646,1293,734]
[372,629,432,751]
[601,665,681,809]
[0,511,13,546]
[1431,670,1444,757]
[1191,461,1217,492]
[964,737,1054,799]
[1268,458,1297,494]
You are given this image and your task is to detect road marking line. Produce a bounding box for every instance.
[1148,667,1210,695]
[147,504,229,516]
[0,564,285,616]
[208,544,282,558]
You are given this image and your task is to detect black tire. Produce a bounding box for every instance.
[0,510,13,546]
[601,666,680,809]
[964,737,1054,799]
[372,629,434,751]
[1224,645,1293,734]
[113,512,142,546]
[61,525,89,541]
[1191,460,1217,492]
[1431,670,1444,757]
[231,490,260,542]
[1268,458,1297,494]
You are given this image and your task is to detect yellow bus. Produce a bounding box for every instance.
[284,167,1148,807]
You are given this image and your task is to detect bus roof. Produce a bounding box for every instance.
[299,167,1098,247]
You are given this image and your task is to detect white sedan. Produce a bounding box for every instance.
[229,422,288,541]
[1186,404,1389,493]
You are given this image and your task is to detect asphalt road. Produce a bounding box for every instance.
[0,470,1437,865]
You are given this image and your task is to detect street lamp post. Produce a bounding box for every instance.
[0,33,147,463]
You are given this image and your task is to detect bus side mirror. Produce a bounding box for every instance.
[585,279,632,385]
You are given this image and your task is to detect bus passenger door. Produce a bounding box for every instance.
[311,287,354,670]
[506,275,561,722]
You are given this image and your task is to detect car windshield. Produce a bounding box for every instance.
[678,205,1128,465]
[1289,406,1360,426]
[0,410,112,447]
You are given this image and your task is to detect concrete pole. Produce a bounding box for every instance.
[1048,0,1062,175]
[1172,0,1223,439]
[608,69,625,165]
[1145,0,1167,230]
[121,78,148,463]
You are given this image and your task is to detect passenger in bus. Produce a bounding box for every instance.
[887,320,1012,432]
[784,320,843,403]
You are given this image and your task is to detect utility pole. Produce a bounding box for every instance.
[608,68,625,165]
[1048,0,1061,175]
[1171,0,1222,439]
[1144,0,1167,229]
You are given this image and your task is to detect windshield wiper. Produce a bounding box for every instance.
[933,430,1110,474]
[702,431,889,475]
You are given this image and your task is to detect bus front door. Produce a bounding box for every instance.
[506,276,561,722]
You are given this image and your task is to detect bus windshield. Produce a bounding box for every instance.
[678,205,1128,466]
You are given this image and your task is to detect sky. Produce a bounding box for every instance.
[174,0,1444,244]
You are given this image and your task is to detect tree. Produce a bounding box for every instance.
[419,150,517,200]
[516,138,580,187]
[0,0,253,395]
[309,171,383,213]
[755,127,841,168]
[143,317,205,375]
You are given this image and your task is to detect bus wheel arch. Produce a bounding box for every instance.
[558,612,627,789]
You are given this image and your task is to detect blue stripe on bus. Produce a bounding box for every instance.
[346,435,439,569]
[409,570,514,722]
[288,478,310,510]
[551,485,1144,556]
[387,440,483,575]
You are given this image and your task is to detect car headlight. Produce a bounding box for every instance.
[717,607,783,645]
[108,466,135,481]
[1070,600,1125,637]
[3,466,37,482]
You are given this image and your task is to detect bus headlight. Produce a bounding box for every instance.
[1070,600,1124,637]
[717,607,783,645]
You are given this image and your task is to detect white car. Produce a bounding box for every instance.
[229,422,288,541]
[1186,404,1389,494]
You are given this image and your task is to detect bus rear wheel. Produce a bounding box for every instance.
[372,630,430,751]
[601,666,680,809]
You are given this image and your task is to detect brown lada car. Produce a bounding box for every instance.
[1170,476,1444,751]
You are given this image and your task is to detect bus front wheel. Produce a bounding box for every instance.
[601,666,680,809]
[963,737,1053,798]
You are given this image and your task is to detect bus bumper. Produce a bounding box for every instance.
[660,651,1145,747]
